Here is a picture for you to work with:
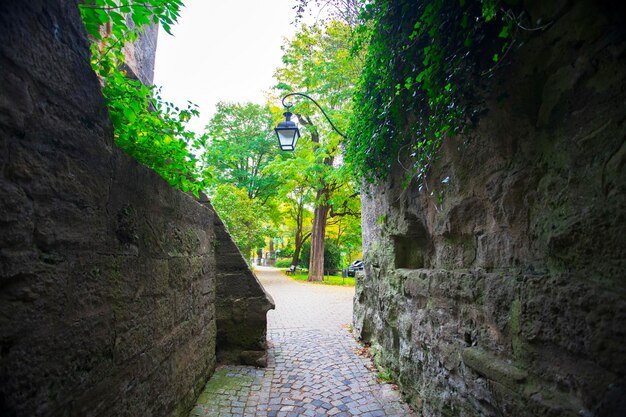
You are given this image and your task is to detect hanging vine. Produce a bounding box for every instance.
[346,0,517,185]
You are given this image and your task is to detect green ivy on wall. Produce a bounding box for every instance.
[346,0,514,185]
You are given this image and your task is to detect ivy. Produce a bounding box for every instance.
[79,0,208,196]
[346,0,514,185]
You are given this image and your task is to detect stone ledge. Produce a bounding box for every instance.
[462,347,527,390]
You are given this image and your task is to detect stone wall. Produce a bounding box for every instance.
[213,214,275,367]
[122,20,158,85]
[355,1,625,416]
[0,1,270,416]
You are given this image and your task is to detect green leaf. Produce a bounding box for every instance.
[498,25,510,39]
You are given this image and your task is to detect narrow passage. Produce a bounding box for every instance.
[191,266,413,417]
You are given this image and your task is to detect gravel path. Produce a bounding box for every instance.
[190,266,413,417]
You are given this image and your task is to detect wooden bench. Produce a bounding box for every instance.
[285,265,298,275]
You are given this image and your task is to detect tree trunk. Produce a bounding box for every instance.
[292,229,311,267]
[308,188,330,281]
[292,225,303,267]
[291,197,305,267]
[292,244,302,268]
[295,114,333,282]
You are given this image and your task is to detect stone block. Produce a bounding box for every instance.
[461,347,527,390]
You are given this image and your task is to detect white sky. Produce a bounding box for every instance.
[154,0,306,133]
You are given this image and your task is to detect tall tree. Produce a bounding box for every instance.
[203,102,280,203]
[266,146,316,267]
[293,0,361,27]
[203,102,281,257]
[273,21,361,280]
[211,184,270,258]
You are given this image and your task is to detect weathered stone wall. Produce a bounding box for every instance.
[122,20,158,85]
[0,1,270,415]
[213,214,275,367]
[355,1,625,416]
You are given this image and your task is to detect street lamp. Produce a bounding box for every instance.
[274,92,347,152]
[274,110,300,151]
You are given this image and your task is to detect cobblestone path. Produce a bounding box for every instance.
[190,266,413,417]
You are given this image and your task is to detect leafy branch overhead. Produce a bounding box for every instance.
[79,0,208,197]
[80,0,182,40]
[203,103,280,202]
[346,0,516,185]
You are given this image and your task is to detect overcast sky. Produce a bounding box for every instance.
[154,0,306,133]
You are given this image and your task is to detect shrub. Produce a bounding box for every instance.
[275,258,293,268]
[300,240,341,273]
[277,245,294,258]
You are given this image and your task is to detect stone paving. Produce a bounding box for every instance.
[190,266,413,417]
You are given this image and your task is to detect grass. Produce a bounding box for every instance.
[286,271,355,286]
[376,368,394,383]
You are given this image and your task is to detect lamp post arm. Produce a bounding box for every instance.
[281,93,348,140]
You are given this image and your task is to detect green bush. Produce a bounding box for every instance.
[300,240,341,273]
[277,245,294,258]
[300,242,311,269]
[275,258,293,268]
[324,240,341,273]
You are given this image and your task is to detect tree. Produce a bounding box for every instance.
[273,20,362,281]
[300,239,342,274]
[293,0,361,27]
[210,184,269,259]
[203,103,281,257]
[266,146,316,267]
[203,102,280,203]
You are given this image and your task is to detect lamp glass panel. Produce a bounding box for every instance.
[276,128,299,151]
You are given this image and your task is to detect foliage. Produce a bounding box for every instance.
[273,20,363,276]
[293,0,361,26]
[346,0,513,184]
[276,242,295,258]
[323,239,342,272]
[202,102,283,255]
[203,103,281,201]
[275,258,294,268]
[299,241,312,268]
[289,273,355,286]
[79,0,208,196]
[211,184,270,255]
[80,0,182,42]
[376,368,395,383]
[300,240,342,271]
[102,71,206,194]
[275,20,361,138]
[264,146,315,263]
[327,202,362,264]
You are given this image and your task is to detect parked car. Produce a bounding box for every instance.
[347,260,364,277]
